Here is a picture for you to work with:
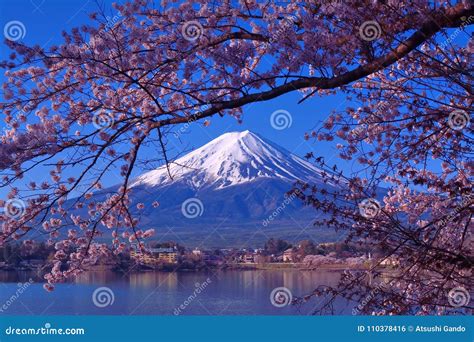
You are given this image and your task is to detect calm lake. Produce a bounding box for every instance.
[0,269,352,315]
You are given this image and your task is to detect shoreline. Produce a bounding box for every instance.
[0,262,373,273]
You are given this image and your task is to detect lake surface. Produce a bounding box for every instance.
[0,269,352,315]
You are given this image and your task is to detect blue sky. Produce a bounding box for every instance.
[1,1,469,194]
[0,0,351,191]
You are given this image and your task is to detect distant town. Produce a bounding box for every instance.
[0,238,398,273]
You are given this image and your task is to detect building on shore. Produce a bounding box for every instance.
[131,247,178,264]
[192,248,202,256]
[282,248,293,262]
[379,256,399,267]
[241,253,255,264]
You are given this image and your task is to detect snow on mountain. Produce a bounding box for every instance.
[131,130,330,190]
[51,131,344,247]
[122,130,344,246]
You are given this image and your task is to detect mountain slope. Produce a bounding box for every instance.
[131,130,334,190]
[124,131,344,247]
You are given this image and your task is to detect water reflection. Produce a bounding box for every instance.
[0,269,348,315]
[129,272,179,289]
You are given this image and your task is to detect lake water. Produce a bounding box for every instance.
[0,269,352,315]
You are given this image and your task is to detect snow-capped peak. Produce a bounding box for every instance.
[131,130,327,189]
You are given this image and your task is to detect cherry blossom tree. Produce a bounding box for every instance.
[0,0,472,313]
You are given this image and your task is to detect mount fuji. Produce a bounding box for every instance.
[132,130,333,189]
[123,131,344,247]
